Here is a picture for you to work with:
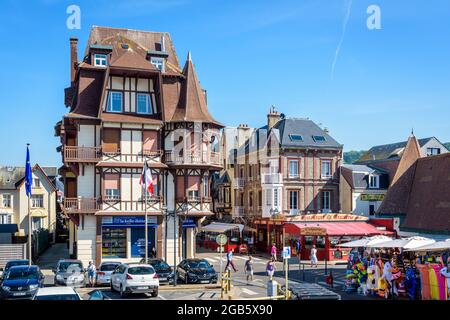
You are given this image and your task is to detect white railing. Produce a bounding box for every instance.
[164,150,221,166]
[233,206,245,217]
[261,173,283,184]
[233,178,245,188]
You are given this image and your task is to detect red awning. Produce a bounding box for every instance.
[284,222,394,237]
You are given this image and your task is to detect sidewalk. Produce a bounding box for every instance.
[36,243,69,274]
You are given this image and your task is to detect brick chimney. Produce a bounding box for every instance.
[267,105,281,130]
[70,37,78,85]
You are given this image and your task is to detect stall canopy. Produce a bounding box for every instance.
[200,222,244,234]
[405,239,450,252]
[285,222,394,237]
[336,235,392,248]
[367,236,435,249]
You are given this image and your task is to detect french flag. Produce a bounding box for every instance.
[140,161,154,197]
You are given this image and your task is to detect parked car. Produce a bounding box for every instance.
[176,259,218,284]
[139,258,174,284]
[110,263,159,298]
[0,265,45,300]
[33,287,81,300]
[95,261,121,286]
[53,259,85,287]
[0,260,30,281]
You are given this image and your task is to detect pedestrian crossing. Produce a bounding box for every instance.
[241,287,259,296]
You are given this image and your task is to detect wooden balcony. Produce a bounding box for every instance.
[63,197,100,214]
[101,196,163,212]
[175,197,212,213]
[233,206,245,217]
[164,150,222,167]
[102,149,163,163]
[233,178,246,188]
[64,146,102,163]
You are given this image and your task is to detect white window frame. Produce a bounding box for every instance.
[321,160,332,179]
[202,176,209,198]
[136,93,153,114]
[32,217,43,231]
[2,194,11,208]
[426,147,441,156]
[369,174,380,189]
[188,190,199,201]
[273,188,279,207]
[0,214,12,224]
[265,189,272,206]
[289,160,299,178]
[107,91,123,113]
[322,191,331,211]
[150,57,165,72]
[33,178,40,188]
[105,188,120,200]
[289,190,298,213]
[31,195,44,208]
[94,54,107,67]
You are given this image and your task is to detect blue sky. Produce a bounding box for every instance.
[0,0,450,167]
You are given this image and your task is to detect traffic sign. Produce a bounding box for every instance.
[282,246,291,259]
[216,234,228,246]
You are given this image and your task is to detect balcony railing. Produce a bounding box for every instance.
[102,150,163,163]
[233,178,245,188]
[261,173,283,184]
[175,197,212,213]
[63,197,100,214]
[101,196,163,212]
[233,206,245,217]
[164,150,221,166]
[64,146,102,163]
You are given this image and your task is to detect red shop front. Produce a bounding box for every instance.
[284,222,395,262]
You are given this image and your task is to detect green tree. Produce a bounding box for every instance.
[343,150,366,164]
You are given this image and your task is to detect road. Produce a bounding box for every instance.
[35,244,372,300]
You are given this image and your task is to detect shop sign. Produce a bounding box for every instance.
[102,216,157,226]
[300,227,327,236]
[182,218,196,228]
[360,194,385,201]
[333,250,343,259]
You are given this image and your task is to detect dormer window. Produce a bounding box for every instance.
[107,91,123,112]
[150,57,164,72]
[312,135,326,142]
[94,54,107,67]
[289,134,303,142]
[137,93,153,114]
[369,174,379,188]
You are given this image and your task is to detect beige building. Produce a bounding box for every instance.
[0,165,57,239]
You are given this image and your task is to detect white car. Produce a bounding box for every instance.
[110,263,159,298]
[96,261,121,286]
[32,287,82,300]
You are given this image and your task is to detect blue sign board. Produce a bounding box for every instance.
[182,218,196,228]
[102,216,157,228]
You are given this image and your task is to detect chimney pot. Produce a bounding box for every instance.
[70,37,78,85]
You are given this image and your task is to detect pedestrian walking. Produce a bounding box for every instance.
[270,243,277,261]
[266,257,276,281]
[245,256,254,283]
[87,261,96,287]
[439,257,450,300]
[310,245,318,268]
[151,247,157,258]
[224,248,238,272]
[296,239,301,261]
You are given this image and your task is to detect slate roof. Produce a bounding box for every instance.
[357,137,439,162]
[0,165,57,191]
[341,164,389,190]
[273,118,342,150]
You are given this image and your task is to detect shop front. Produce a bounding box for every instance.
[101,215,158,261]
[284,221,395,261]
[197,222,245,252]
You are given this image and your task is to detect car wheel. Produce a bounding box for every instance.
[151,289,158,297]
[110,280,116,292]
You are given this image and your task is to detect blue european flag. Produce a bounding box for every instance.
[25,145,32,198]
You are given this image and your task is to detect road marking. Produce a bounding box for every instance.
[205,257,217,263]
[241,288,259,296]
[234,256,247,260]
[158,294,167,300]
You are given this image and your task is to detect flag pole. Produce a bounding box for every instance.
[144,162,148,263]
[27,144,32,266]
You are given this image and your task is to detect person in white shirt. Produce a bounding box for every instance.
[310,245,318,268]
[87,261,96,287]
[440,257,450,300]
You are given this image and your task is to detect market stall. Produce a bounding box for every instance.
[284,221,394,261]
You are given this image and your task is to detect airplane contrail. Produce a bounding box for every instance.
[331,0,353,80]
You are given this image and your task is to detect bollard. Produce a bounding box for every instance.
[302,263,305,281]
[227,269,231,291]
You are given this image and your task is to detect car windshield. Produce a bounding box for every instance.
[150,260,170,271]
[128,266,154,275]
[34,294,80,301]
[188,260,210,269]
[100,264,120,271]
[6,261,28,270]
[58,262,83,272]
[6,269,39,280]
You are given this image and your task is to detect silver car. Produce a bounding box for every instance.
[95,262,121,286]
[53,259,85,287]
